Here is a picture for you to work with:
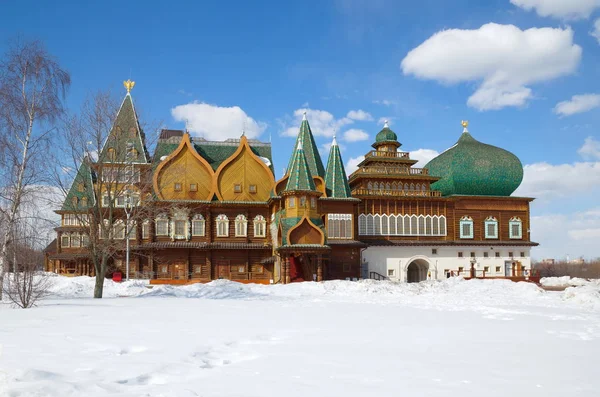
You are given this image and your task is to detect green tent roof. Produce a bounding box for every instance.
[286,114,325,178]
[325,136,351,198]
[285,142,316,192]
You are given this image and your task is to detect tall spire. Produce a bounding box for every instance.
[325,136,351,198]
[286,113,325,178]
[285,142,316,192]
[98,82,148,163]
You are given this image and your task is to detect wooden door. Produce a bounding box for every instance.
[172,263,186,280]
[216,260,230,279]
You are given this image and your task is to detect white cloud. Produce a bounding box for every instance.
[409,149,440,166]
[510,0,600,20]
[373,99,397,106]
[514,161,600,198]
[346,109,373,121]
[280,108,353,138]
[578,136,600,159]
[592,18,600,43]
[319,141,347,156]
[345,155,365,175]
[343,129,370,142]
[531,208,600,259]
[553,94,600,116]
[171,101,267,140]
[401,23,582,111]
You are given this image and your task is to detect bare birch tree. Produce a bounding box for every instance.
[0,39,70,300]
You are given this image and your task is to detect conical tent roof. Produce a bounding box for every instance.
[325,136,351,198]
[285,142,317,192]
[286,113,325,178]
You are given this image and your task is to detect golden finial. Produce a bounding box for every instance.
[461,120,468,128]
[123,79,135,94]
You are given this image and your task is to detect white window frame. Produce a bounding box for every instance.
[142,220,150,239]
[459,216,474,239]
[155,215,169,236]
[485,216,498,239]
[509,217,523,239]
[253,215,266,237]
[216,214,229,237]
[235,214,248,237]
[60,233,70,248]
[192,214,206,237]
[327,214,352,239]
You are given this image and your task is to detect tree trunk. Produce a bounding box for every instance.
[93,254,108,298]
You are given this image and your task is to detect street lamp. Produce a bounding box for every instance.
[124,188,132,281]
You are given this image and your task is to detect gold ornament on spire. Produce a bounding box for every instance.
[123,79,135,93]
[461,120,469,128]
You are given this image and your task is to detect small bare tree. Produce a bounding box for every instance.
[4,220,52,308]
[0,39,70,300]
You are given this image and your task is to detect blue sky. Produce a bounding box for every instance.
[2,0,600,260]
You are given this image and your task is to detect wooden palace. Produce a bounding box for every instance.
[45,82,538,284]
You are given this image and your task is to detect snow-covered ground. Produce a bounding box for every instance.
[1,276,600,397]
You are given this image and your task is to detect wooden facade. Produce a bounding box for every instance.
[46,89,536,284]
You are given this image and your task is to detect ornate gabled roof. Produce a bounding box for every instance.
[61,160,95,211]
[98,92,149,164]
[325,136,351,198]
[285,142,316,192]
[286,113,325,178]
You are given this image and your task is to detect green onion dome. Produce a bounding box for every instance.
[372,120,400,149]
[424,122,523,196]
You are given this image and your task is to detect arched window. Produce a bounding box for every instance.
[392,182,397,191]
[404,183,409,192]
[358,214,367,235]
[432,216,440,235]
[373,214,382,235]
[381,214,389,235]
[385,182,391,191]
[421,184,427,192]
[509,217,522,239]
[142,220,150,239]
[485,216,498,239]
[415,183,420,192]
[192,214,206,237]
[373,182,379,190]
[61,233,70,248]
[397,215,404,235]
[410,215,418,235]
[254,215,266,237]
[235,214,247,237]
[81,234,90,247]
[155,214,169,236]
[107,147,116,161]
[424,216,432,235]
[410,183,415,191]
[460,216,474,239]
[367,182,373,190]
[389,214,397,235]
[216,214,229,237]
[418,215,425,235]
[439,216,447,236]
[366,214,374,235]
[403,216,410,235]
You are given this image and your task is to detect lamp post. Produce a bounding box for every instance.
[124,188,132,281]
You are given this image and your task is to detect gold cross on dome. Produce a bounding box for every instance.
[123,79,135,93]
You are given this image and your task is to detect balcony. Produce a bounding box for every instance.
[352,189,442,197]
[364,150,411,159]
[353,166,430,176]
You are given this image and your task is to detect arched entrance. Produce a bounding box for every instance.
[406,259,429,283]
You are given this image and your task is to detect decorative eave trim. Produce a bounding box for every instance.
[286,215,326,246]
[361,239,539,247]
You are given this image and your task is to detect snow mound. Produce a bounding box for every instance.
[562,285,600,310]
[541,276,598,287]
[48,276,149,298]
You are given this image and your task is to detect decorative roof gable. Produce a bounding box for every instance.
[286,113,325,178]
[61,160,95,211]
[285,142,316,192]
[325,136,351,198]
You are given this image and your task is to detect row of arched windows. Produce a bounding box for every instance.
[358,214,447,236]
[367,181,428,192]
[61,232,90,248]
[149,214,267,239]
[459,216,523,239]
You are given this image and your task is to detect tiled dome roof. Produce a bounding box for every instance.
[424,125,523,196]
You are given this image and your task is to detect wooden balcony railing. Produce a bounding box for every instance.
[352,189,442,197]
[353,166,429,176]
[364,150,410,159]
